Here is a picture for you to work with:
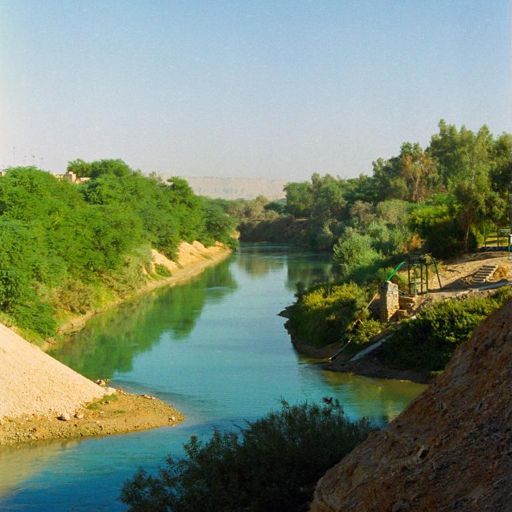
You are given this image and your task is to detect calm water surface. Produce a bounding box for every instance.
[0,244,425,511]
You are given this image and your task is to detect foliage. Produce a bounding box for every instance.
[239,120,511,261]
[350,318,383,345]
[287,283,370,347]
[409,195,467,258]
[333,228,382,281]
[0,163,234,339]
[121,400,373,512]
[379,287,512,372]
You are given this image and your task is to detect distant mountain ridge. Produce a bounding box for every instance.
[180,176,287,200]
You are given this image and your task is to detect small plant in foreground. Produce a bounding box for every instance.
[121,400,374,512]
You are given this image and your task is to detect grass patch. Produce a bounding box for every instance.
[87,393,119,410]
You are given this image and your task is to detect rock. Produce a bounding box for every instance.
[104,387,117,395]
[58,413,71,421]
[170,416,176,422]
[311,302,512,512]
[96,379,108,386]
[142,394,155,400]
[74,413,84,419]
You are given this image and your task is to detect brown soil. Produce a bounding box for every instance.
[311,300,512,512]
[422,252,511,291]
[0,389,184,446]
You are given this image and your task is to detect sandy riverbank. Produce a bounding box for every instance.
[0,389,184,446]
[0,312,184,446]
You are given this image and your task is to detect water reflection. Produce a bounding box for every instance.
[0,440,79,499]
[49,260,237,380]
[285,253,334,291]
[318,370,425,423]
[236,243,286,277]
[236,243,334,291]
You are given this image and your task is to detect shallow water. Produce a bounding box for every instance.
[0,244,425,511]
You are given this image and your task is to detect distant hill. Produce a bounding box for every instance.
[181,176,287,200]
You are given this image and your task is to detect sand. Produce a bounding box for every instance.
[0,322,107,420]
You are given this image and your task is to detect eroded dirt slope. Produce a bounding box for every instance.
[312,301,512,512]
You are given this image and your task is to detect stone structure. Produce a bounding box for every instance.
[56,171,90,184]
[379,280,399,322]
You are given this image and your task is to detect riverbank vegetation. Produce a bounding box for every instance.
[238,121,511,260]
[121,400,373,512]
[379,287,512,372]
[263,120,512,373]
[0,161,235,342]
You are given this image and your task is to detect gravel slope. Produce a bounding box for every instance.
[0,322,106,419]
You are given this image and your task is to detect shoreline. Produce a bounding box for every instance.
[43,242,233,350]
[284,319,431,385]
[322,356,432,384]
[0,388,185,446]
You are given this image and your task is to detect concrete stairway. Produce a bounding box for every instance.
[470,264,498,286]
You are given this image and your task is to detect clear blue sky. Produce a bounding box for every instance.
[1,0,511,179]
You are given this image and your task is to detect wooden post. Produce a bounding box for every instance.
[433,258,442,289]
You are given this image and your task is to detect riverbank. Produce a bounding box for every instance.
[312,301,512,512]
[283,313,430,384]
[0,317,185,446]
[323,355,432,384]
[0,388,184,446]
[47,241,232,346]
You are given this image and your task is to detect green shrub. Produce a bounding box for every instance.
[379,287,512,371]
[333,228,382,279]
[0,165,235,338]
[10,295,57,338]
[121,400,373,512]
[154,264,172,277]
[351,318,382,345]
[287,282,370,347]
[53,279,97,314]
[409,196,469,258]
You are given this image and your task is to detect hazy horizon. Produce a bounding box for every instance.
[1,0,511,180]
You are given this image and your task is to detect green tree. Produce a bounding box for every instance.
[121,400,373,512]
[284,181,313,218]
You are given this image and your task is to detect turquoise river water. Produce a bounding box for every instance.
[0,244,425,511]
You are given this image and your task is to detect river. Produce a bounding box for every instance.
[0,244,425,511]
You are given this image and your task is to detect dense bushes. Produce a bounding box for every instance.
[379,288,512,372]
[121,400,373,512]
[0,162,235,340]
[240,121,511,263]
[287,283,371,347]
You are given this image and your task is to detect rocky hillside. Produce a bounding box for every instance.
[311,300,512,512]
